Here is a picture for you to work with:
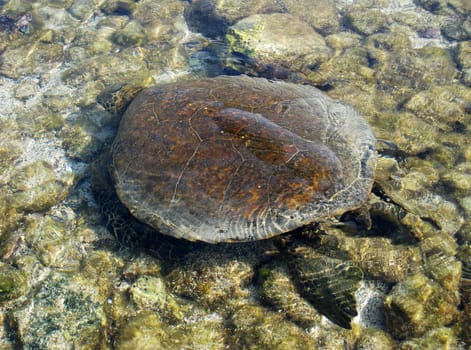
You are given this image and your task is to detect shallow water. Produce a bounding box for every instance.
[0,0,470,349]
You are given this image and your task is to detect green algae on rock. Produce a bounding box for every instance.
[384,273,460,339]
[230,304,317,349]
[226,13,332,74]
[11,273,107,349]
[115,310,227,350]
[0,262,27,304]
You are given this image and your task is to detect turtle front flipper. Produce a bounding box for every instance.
[278,236,363,329]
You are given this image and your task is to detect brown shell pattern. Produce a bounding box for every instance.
[111,75,376,242]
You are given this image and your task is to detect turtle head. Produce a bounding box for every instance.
[97,78,153,115]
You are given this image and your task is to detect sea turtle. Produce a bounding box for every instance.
[103,75,376,243]
[95,74,376,329]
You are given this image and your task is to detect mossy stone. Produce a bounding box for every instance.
[384,273,459,339]
[227,13,331,73]
[230,304,317,349]
[356,328,397,350]
[0,263,27,303]
[24,214,83,270]
[283,0,340,35]
[12,273,106,349]
[399,327,458,349]
[9,160,70,212]
[343,10,389,36]
[116,311,227,350]
[165,246,255,308]
[130,275,186,321]
[111,21,146,47]
[100,0,136,16]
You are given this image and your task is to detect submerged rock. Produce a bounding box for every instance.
[11,273,107,349]
[384,273,459,339]
[0,262,27,304]
[226,14,332,74]
[229,304,317,349]
[115,310,227,350]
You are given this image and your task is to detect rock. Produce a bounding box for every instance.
[115,310,227,350]
[12,273,107,349]
[457,41,471,86]
[115,312,166,350]
[399,327,458,349]
[100,0,135,16]
[227,13,332,73]
[375,157,464,236]
[0,262,27,304]
[111,20,146,47]
[230,304,317,349]
[356,328,397,350]
[129,275,186,321]
[404,86,470,133]
[343,9,390,36]
[165,245,256,308]
[392,112,440,154]
[384,273,459,339]
[213,0,283,23]
[8,160,72,212]
[24,214,83,270]
[283,0,340,35]
[338,235,423,283]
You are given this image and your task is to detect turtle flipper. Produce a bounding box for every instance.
[279,237,363,329]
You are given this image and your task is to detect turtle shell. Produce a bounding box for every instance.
[111,75,376,243]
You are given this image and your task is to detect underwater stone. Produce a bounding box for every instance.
[230,304,316,349]
[384,273,459,339]
[343,9,390,36]
[392,113,440,155]
[356,328,396,350]
[227,13,332,73]
[211,0,284,23]
[115,312,166,349]
[130,275,186,322]
[0,262,27,303]
[12,272,106,349]
[0,40,64,79]
[457,41,471,86]
[115,310,227,350]
[399,327,458,349]
[122,254,162,279]
[9,160,71,212]
[441,170,471,193]
[67,0,96,20]
[339,236,422,283]
[111,20,146,47]
[165,247,255,308]
[375,157,464,236]
[100,0,136,16]
[325,32,362,51]
[24,214,83,270]
[404,86,469,133]
[283,0,340,35]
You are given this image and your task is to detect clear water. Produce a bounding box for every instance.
[0,0,469,348]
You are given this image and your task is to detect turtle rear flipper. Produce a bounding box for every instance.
[279,237,363,329]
